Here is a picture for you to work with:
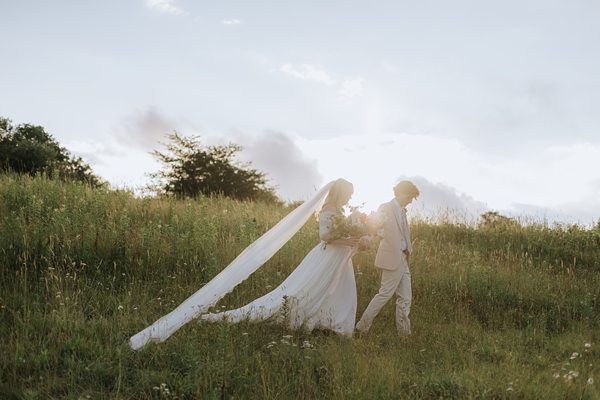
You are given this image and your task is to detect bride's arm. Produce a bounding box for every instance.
[319,208,359,247]
[329,237,360,246]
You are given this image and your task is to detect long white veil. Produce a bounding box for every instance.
[129,180,336,350]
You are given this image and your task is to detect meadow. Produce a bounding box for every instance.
[1,174,599,399]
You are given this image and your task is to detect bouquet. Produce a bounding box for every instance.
[327,206,377,250]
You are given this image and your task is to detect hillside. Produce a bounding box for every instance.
[1,174,599,398]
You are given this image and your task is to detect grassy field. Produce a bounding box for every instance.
[1,174,599,399]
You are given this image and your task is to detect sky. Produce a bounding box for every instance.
[2,0,599,225]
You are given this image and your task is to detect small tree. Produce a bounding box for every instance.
[479,211,519,229]
[0,117,103,187]
[151,132,279,202]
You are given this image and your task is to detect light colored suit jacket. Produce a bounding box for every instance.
[373,199,412,271]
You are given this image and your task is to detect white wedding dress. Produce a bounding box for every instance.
[129,180,356,350]
[201,210,357,335]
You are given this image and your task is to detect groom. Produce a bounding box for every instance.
[356,180,419,335]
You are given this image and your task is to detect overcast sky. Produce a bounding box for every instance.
[2,1,599,224]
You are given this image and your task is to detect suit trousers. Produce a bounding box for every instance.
[356,267,412,334]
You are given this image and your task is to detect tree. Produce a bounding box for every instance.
[151,132,279,202]
[479,211,519,229]
[0,117,103,187]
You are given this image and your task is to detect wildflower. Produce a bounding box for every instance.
[302,340,314,349]
[570,352,579,360]
[155,383,170,395]
[563,370,579,383]
[553,373,560,379]
[585,343,592,351]
[117,305,124,311]
[588,377,594,385]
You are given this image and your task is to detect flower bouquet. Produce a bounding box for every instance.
[327,206,377,250]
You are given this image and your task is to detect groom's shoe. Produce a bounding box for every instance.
[355,319,370,334]
[397,324,411,337]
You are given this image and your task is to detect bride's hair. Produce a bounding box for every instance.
[321,178,353,211]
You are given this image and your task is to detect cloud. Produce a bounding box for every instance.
[144,0,186,16]
[506,203,599,226]
[406,176,488,223]
[222,19,241,26]
[278,63,365,104]
[62,136,159,191]
[113,107,176,152]
[231,131,324,202]
[338,78,364,102]
[508,178,600,226]
[279,63,336,86]
[63,140,109,166]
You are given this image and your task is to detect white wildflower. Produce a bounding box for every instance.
[302,340,314,349]
[587,377,594,385]
[117,305,124,311]
[570,352,579,360]
[564,370,579,383]
[553,373,560,379]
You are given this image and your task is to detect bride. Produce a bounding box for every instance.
[130,179,359,350]
[202,178,358,334]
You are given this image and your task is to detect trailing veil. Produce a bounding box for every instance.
[129,180,336,350]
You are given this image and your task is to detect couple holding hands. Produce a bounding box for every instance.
[130,179,419,350]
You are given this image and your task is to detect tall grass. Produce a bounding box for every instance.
[1,174,599,399]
